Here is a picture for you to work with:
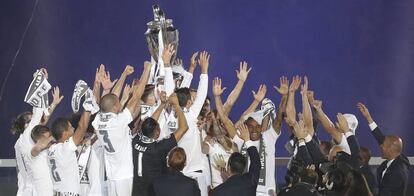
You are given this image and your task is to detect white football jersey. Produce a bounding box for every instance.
[30,150,53,196]
[48,137,80,195]
[92,108,133,180]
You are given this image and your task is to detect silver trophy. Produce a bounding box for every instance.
[145,5,179,65]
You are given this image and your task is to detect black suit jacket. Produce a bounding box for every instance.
[371,126,410,196]
[150,170,201,196]
[360,164,377,194]
[211,146,260,196]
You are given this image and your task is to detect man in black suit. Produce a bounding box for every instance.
[211,123,260,196]
[358,103,410,196]
[150,147,201,196]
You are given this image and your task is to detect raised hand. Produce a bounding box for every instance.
[174,58,183,67]
[198,51,210,74]
[236,61,252,82]
[123,65,134,76]
[122,84,132,98]
[307,90,315,104]
[143,61,152,70]
[188,52,199,73]
[162,44,176,65]
[289,75,301,92]
[301,76,309,95]
[357,102,374,123]
[51,86,64,105]
[212,77,226,96]
[335,113,350,133]
[159,91,167,105]
[274,76,289,96]
[236,123,250,141]
[252,84,267,102]
[168,93,179,107]
[312,100,323,110]
[293,119,306,139]
[101,71,118,90]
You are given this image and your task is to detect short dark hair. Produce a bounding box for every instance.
[31,125,50,142]
[11,111,32,136]
[141,117,159,138]
[320,140,333,155]
[51,117,70,140]
[141,84,155,102]
[359,146,371,165]
[70,112,96,133]
[100,93,118,113]
[167,147,186,171]
[175,88,191,107]
[228,152,247,174]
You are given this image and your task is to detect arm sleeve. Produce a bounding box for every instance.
[296,142,312,166]
[231,134,244,152]
[119,108,133,125]
[160,133,178,155]
[164,67,175,96]
[180,71,193,88]
[23,107,44,140]
[346,133,361,169]
[370,123,386,146]
[61,137,78,156]
[246,143,261,186]
[305,135,326,163]
[188,74,208,117]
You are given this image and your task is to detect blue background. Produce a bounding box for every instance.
[1,0,413,184]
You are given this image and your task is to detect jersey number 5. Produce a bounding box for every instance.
[99,130,115,153]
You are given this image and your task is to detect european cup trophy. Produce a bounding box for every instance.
[145,5,179,65]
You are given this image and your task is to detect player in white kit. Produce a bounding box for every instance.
[92,61,151,196]
[48,89,96,195]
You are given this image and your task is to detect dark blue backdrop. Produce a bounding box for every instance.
[1,0,413,182]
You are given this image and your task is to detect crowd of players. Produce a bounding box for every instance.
[11,44,410,196]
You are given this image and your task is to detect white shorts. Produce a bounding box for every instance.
[107,178,132,196]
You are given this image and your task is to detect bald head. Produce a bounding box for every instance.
[100,94,120,113]
[382,135,403,159]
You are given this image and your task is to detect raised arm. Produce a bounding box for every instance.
[286,75,301,124]
[336,113,361,169]
[93,64,104,104]
[272,76,289,134]
[100,71,118,97]
[31,135,54,157]
[127,62,152,117]
[313,101,342,144]
[301,76,314,136]
[163,44,176,96]
[188,52,199,74]
[170,93,189,141]
[223,61,251,115]
[188,51,209,116]
[294,120,313,166]
[41,86,64,125]
[357,102,385,145]
[236,123,260,184]
[150,91,167,121]
[237,84,267,124]
[119,84,132,108]
[111,65,134,97]
[213,77,237,138]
